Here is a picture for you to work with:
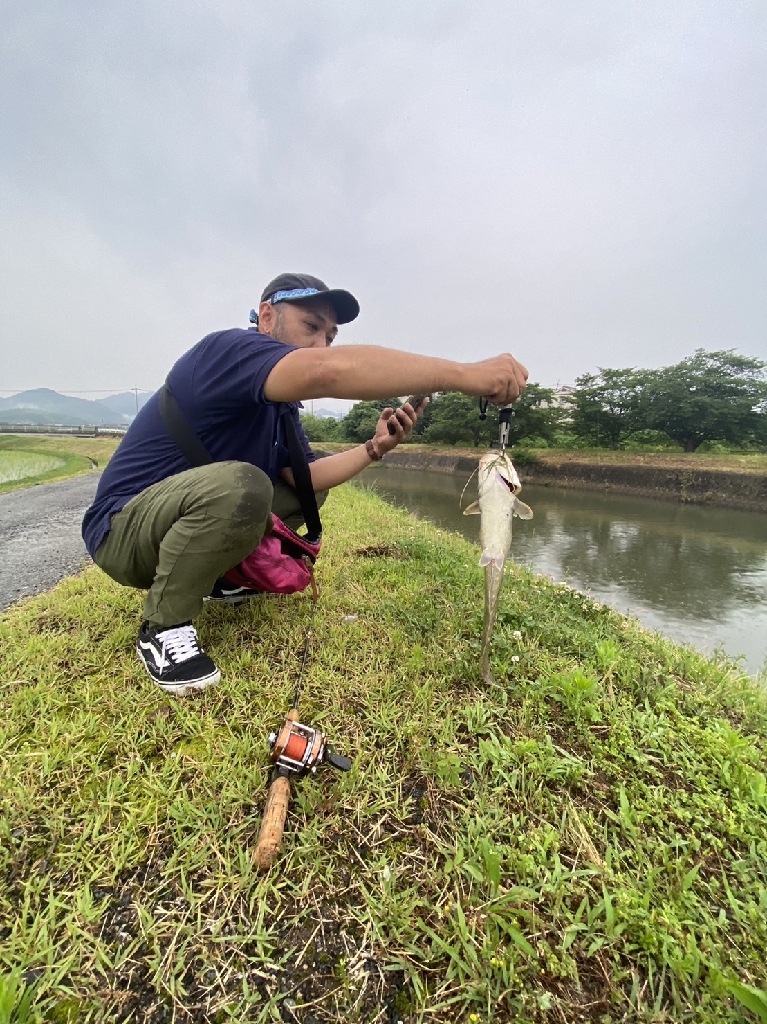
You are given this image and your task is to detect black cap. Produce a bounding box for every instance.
[259,273,360,325]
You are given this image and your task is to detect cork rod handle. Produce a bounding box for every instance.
[253,775,291,870]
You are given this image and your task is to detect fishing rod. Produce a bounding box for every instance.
[479,398,515,450]
[253,593,352,871]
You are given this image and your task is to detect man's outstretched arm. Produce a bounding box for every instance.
[264,346,528,408]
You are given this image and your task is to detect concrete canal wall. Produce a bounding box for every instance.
[379,450,767,513]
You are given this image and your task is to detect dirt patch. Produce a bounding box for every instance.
[353,545,406,558]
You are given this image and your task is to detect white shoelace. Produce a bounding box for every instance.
[156,624,201,664]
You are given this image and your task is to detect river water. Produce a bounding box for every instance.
[360,466,767,677]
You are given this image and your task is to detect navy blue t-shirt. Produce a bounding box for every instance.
[82,328,315,558]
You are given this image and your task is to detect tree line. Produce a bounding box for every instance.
[301,349,767,453]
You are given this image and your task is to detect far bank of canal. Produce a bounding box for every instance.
[359,461,767,677]
[376,448,767,512]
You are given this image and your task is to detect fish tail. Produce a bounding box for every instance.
[481,564,504,687]
[478,549,506,569]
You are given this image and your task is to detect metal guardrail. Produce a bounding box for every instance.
[0,425,128,437]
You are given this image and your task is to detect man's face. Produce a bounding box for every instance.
[260,298,338,349]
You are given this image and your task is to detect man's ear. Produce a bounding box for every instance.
[257,300,275,334]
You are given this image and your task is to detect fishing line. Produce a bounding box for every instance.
[459,466,479,512]
[291,595,318,711]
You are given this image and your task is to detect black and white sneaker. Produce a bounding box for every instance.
[205,578,263,604]
[136,621,220,695]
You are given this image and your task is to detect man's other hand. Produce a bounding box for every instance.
[374,396,429,453]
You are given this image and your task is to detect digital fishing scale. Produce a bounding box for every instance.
[479,398,515,449]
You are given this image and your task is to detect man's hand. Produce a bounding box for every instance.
[373,397,429,455]
[466,355,529,406]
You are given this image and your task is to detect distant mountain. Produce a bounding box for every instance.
[302,407,344,420]
[0,407,87,427]
[0,389,131,426]
[97,391,152,418]
[0,389,338,426]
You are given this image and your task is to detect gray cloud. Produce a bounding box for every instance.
[1,0,765,397]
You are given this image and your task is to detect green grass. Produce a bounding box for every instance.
[0,436,119,494]
[532,449,767,476]
[1,485,766,1022]
[0,452,66,486]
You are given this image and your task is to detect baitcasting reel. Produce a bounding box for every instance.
[253,709,351,870]
[267,709,352,776]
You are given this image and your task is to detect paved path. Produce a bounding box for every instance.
[0,474,100,612]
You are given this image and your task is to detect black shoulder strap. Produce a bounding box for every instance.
[283,411,322,544]
[158,381,213,467]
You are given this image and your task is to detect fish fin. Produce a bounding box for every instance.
[463,501,481,516]
[512,499,534,520]
[479,550,506,569]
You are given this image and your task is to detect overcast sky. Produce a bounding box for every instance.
[1,0,765,408]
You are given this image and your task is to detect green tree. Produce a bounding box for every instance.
[340,399,398,443]
[410,394,434,438]
[642,349,767,452]
[300,413,341,443]
[571,368,648,448]
[505,383,561,445]
[424,392,497,446]
[423,388,560,447]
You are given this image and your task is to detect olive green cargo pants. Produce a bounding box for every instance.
[94,460,326,628]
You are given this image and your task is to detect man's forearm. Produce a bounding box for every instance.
[265,346,477,403]
[281,443,380,492]
[313,445,380,490]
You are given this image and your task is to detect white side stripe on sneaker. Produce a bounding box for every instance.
[138,639,170,672]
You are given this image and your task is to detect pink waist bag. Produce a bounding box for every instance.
[222,515,321,595]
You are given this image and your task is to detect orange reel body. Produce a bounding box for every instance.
[268,709,351,776]
[269,711,325,774]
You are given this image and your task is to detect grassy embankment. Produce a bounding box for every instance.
[0,436,117,494]
[530,450,767,476]
[317,442,767,474]
[2,485,767,1023]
